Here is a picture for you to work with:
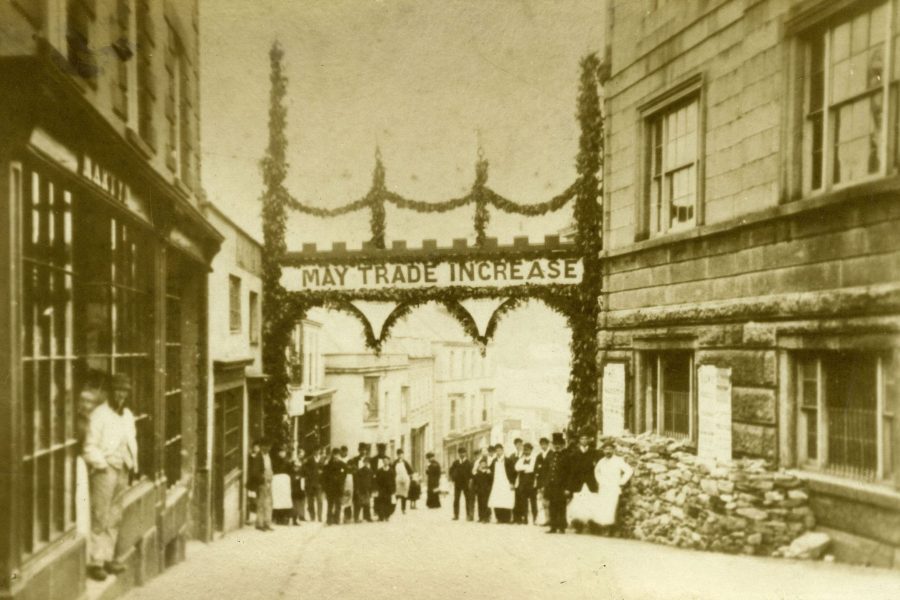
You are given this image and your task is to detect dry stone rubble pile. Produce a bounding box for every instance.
[606,433,826,559]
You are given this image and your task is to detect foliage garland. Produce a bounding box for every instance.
[568,53,604,438]
[261,48,605,446]
[259,42,293,449]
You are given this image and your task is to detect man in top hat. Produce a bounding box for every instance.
[352,443,374,522]
[543,432,570,534]
[82,371,138,581]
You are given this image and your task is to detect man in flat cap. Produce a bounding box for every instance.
[83,371,137,581]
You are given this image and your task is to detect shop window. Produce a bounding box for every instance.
[644,95,700,236]
[18,164,77,554]
[645,352,695,440]
[228,275,241,332]
[800,2,899,193]
[797,351,895,481]
[249,290,259,345]
[364,376,379,422]
[164,253,185,487]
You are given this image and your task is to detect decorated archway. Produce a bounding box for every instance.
[259,43,603,446]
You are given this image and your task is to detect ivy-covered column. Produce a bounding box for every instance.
[568,53,604,437]
[260,42,292,448]
[369,148,387,249]
[473,152,490,246]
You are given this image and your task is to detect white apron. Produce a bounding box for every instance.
[271,473,293,510]
[394,462,411,498]
[592,456,633,525]
[488,460,514,510]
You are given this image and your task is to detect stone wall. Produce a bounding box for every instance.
[608,434,816,558]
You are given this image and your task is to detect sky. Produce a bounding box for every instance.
[198,0,605,408]
[199,0,605,247]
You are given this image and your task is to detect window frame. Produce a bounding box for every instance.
[643,351,696,442]
[637,74,705,240]
[795,351,894,482]
[248,290,259,345]
[228,274,241,333]
[798,1,897,197]
[363,375,380,423]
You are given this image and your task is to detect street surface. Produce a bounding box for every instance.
[123,503,900,600]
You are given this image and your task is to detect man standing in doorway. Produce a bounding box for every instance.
[449,447,474,521]
[544,432,570,534]
[83,372,138,581]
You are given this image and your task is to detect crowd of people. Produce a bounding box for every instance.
[247,441,443,530]
[247,428,633,536]
[447,430,634,533]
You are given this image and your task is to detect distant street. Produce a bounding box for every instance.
[121,503,900,600]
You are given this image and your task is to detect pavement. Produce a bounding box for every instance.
[122,502,900,600]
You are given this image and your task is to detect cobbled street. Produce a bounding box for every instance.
[121,504,900,600]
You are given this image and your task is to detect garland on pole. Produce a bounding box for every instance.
[473,153,490,246]
[259,41,293,449]
[369,148,387,249]
[567,52,604,438]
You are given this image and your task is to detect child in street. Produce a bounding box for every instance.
[408,473,422,509]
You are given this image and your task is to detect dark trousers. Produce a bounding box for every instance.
[326,494,342,524]
[515,487,538,523]
[292,495,305,522]
[476,488,491,522]
[354,493,372,522]
[453,484,474,520]
[397,496,407,513]
[306,489,323,522]
[547,492,568,532]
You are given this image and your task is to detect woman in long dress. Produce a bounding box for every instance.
[591,442,633,530]
[488,444,515,523]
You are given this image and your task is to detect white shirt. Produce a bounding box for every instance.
[83,402,137,472]
[515,454,536,473]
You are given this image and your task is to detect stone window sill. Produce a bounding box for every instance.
[606,174,900,260]
[789,469,900,512]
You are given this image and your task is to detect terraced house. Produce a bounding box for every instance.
[598,0,900,567]
[0,1,222,599]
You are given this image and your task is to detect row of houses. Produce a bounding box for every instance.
[286,320,504,475]
[0,2,266,599]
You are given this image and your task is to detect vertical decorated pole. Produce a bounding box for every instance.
[260,41,292,448]
[473,147,490,247]
[568,53,603,438]
[369,147,387,249]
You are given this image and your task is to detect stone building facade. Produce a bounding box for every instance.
[202,203,264,538]
[0,1,220,598]
[599,0,900,566]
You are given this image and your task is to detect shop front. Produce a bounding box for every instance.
[0,63,221,600]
